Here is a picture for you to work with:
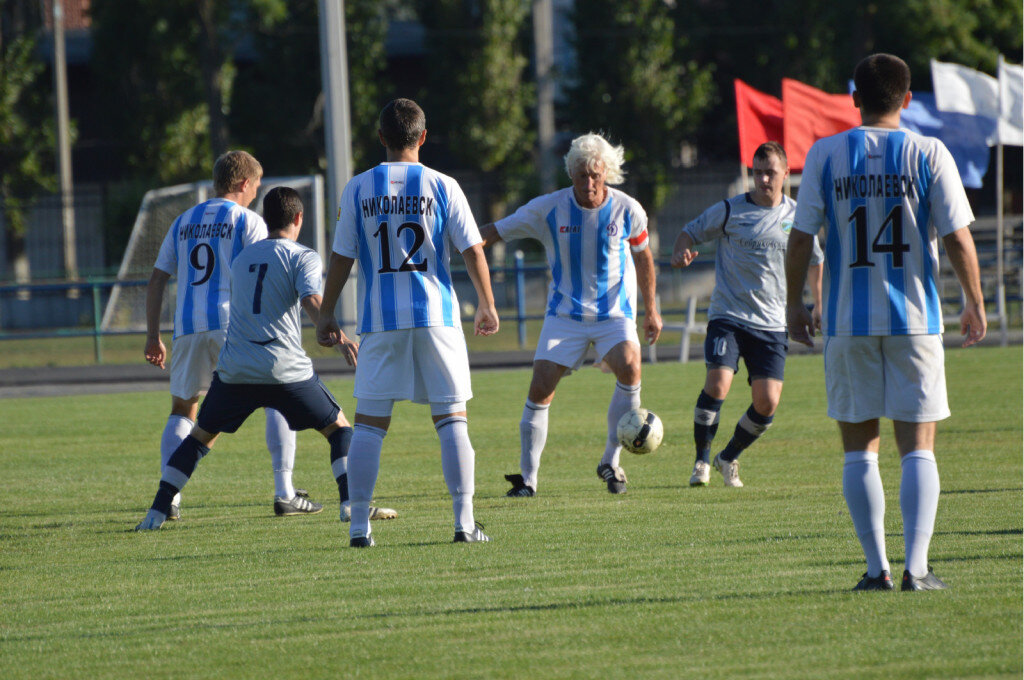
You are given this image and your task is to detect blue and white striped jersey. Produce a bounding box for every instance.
[154,198,268,338]
[333,162,481,334]
[792,126,974,336]
[496,187,649,321]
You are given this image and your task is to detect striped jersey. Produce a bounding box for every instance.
[217,238,321,385]
[333,162,481,334]
[495,187,649,321]
[792,126,974,336]
[154,198,268,338]
[684,194,823,332]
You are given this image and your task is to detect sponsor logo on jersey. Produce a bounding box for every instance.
[559,224,581,234]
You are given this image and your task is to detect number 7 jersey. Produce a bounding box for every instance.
[333,162,482,334]
[792,126,974,336]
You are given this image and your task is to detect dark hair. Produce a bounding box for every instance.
[379,98,425,150]
[854,54,911,115]
[263,187,303,232]
[754,141,787,167]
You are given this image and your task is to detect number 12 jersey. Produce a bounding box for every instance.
[792,126,974,337]
[333,162,482,334]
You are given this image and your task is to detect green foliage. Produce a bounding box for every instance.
[417,0,535,218]
[568,0,715,214]
[0,34,57,236]
[0,349,1021,678]
[345,0,388,170]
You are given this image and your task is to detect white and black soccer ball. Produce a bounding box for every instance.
[616,407,664,455]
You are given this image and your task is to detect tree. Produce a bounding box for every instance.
[0,30,57,283]
[567,0,715,249]
[416,0,536,229]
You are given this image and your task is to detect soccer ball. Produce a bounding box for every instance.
[617,408,664,455]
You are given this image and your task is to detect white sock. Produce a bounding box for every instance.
[602,381,641,467]
[265,408,296,499]
[161,415,192,507]
[348,424,385,538]
[519,400,549,490]
[436,416,476,532]
[900,450,940,578]
[842,450,890,577]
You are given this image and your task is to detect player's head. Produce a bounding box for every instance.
[853,53,911,116]
[263,186,303,236]
[214,150,263,196]
[379,99,426,150]
[564,133,625,185]
[751,142,789,206]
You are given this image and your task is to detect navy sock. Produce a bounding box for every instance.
[719,405,773,462]
[165,436,209,479]
[329,427,352,504]
[152,481,179,515]
[694,390,724,464]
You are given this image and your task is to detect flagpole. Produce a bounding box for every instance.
[997,55,1007,346]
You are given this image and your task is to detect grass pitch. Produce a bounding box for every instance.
[0,347,1020,679]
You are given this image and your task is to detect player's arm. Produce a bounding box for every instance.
[807,262,824,330]
[632,246,662,345]
[461,242,499,336]
[942,226,987,347]
[670,230,698,268]
[316,252,355,347]
[478,223,504,248]
[785,230,816,346]
[304,291,358,365]
[144,268,172,369]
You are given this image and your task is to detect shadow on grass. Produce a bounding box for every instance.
[941,487,1022,495]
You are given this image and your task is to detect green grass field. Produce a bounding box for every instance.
[1,347,1021,679]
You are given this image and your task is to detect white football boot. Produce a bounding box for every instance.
[689,461,711,486]
[713,453,743,488]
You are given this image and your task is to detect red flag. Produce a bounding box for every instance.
[782,78,861,171]
[734,79,783,167]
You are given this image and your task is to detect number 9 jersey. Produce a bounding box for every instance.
[792,126,974,337]
[333,162,482,334]
[154,198,269,338]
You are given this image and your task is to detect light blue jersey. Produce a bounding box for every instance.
[793,126,974,336]
[154,198,267,338]
[333,162,481,334]
[495,187,649,322]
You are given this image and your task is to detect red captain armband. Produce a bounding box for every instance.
[628,229,649,250]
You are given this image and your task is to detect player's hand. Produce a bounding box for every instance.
[316,317,342,347]
[335,332,358,366]
[670,247,698,268]
[474,303,499,336]
[812,305,822,332]
[787,304,815,347]
[960,302,987,348]
[643,309,663,345]
[144,337,166,369]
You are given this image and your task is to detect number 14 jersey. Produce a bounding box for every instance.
[792,126,974,337]
[333,162,482,334]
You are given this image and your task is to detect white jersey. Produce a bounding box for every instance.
[153,198,267,338]
[684,194,823,331]
[333,162,481,334]
[216,238,321,385]
[793,126,974,336]
[495,187,649,321]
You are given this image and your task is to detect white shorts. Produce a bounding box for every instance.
[823,334,949,423]
[535,315,640,374]
[169,329,227,400]
[354,326,472,404]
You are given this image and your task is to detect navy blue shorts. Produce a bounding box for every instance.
[196,372,341,434]
[704,318,788,383]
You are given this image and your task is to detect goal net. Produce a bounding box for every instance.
[101,175,325,332]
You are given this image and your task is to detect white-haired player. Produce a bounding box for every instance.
[480,133,663,497]
[144,151,322,519]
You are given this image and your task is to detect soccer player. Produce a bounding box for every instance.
[137,187,365,532]
[144,151,322,519]
[480,133,663,497]
[785,54,986,591]
[671,142,823,488]
[316,98,498,547]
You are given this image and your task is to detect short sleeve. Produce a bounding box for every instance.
[333,180,359,258]
[442,179,482,253]
[495,195,551,242]
[626,200,650,252]
[927,141,975,237]
[683,200,730,245]
[294,248,323,300]
[241,211,268,247]
[793,144,826,235]
[810,234,825,266]
[153,217,179,275]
